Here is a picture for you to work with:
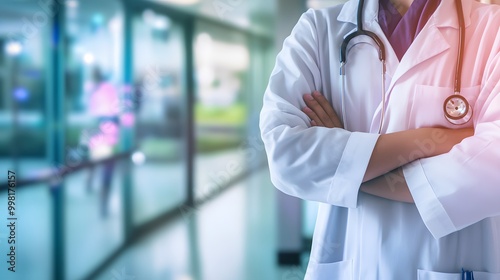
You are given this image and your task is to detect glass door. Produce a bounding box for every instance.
[131,9,188,225]
[63,0,126,278]
[193,20,251,200]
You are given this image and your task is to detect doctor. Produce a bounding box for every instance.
[260,0,500,279]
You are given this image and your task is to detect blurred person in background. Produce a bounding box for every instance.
[261,0,500,279]
[86,67,120,218]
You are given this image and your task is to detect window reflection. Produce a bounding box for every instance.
[65,163,125,280]
[194,22,251,200]
[0,1,50,178]
[132,10,187,225]
[65,0,125,166]
[63,1,126,279]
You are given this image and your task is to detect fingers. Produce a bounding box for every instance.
[303,93,335,128]
[302,107,325,127]
[302,91,343,128]
[312,91,344,128]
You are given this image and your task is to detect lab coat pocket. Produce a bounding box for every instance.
[418,270,500,280]
[305,259,352,280]
[409,85,480,129]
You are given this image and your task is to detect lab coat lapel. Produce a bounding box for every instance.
[386,0,473,93]
[386,27,450,92]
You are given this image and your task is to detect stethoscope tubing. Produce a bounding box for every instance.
[340,41,386,133]
[339,0,468,131]
[454,0,466,95]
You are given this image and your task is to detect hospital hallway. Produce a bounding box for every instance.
[0,0,325,278]
[1,163,311,280]
[90,167,308,280]
[1,0,498,279]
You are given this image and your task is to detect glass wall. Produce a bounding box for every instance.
[64,163,125,280]
[63,1,126,279]
[0,0,51,178]
[194,21,251,200]
[132,9,188,225]
[65,0,125,164]
[0,1,275,279]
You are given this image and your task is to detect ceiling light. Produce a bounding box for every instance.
[66,0,79,8]
[161,0,200,6]
[83,53,95,65]
[5,41,23,56]
[132,151,146,165]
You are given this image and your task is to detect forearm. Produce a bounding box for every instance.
[362,127,472,182]
[360,127,473,203]
[360,168,413,203]
[301,91,474,185]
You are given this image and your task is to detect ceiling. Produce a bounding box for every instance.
[145,0,278,36]
[0,0,349,38]
[0,0,121,36]
[143,0,349,37]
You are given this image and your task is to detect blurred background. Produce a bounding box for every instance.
[0,0,497,279]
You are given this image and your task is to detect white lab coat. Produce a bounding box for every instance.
[260,0,500,279]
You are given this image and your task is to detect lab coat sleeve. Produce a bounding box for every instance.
[404,50,500,239]
[259,9,380,207]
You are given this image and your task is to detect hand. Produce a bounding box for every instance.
[302,91,343,128]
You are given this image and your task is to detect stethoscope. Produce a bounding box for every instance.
[339,0,471,133]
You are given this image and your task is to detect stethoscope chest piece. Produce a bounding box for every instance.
[444,94,472,125]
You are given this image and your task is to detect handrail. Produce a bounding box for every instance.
[0,151,133,191]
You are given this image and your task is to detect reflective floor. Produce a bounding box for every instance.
[94,168,309,280]
[0,165,309,280]
[0,183,52,280]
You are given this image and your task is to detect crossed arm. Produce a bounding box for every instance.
[302,91,474,203]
